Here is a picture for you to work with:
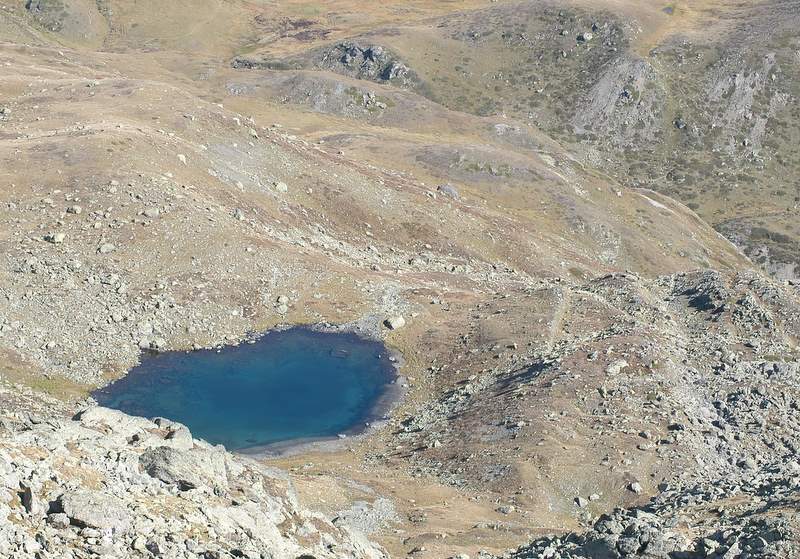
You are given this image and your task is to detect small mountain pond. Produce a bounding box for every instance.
[93,328,398,452]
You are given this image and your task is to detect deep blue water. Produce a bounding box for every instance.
[92,328,396,451]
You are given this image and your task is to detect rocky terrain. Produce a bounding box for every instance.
[0,1,798,558]
[0,402,385,558]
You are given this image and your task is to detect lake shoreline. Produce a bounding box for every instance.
[93,321,407,459]
[237,322,407,458]
[236,377,406,458]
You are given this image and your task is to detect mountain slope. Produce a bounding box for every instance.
[0,2,799,558]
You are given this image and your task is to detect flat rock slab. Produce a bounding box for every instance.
[58,490,131,533]
[139,445,227,491]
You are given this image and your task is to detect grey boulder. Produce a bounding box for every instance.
[57,490,131,533]
[139,446,227,491]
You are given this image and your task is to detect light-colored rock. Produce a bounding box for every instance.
[437,183,460,199]
[44,232,65,244]
[164,425,194,449]
[139,446,227,491]
[47,512,70,529]
[58,490,131,533]
[606,359,628,375]
[384,315,406,330]
[74,406,154,441]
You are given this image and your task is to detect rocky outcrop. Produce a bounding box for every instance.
[0,406,387,559]
[57,490,132,533]
[139,446,228,491]
[501,462,800,558]
[233,40,422,92]
[316,42,414,85]
[570,55,665,148]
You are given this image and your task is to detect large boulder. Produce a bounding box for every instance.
[384,315,406,330]
[139,446,227,491]
[76,407,195,449]
[57,490,131,533]
[74,406,154,439]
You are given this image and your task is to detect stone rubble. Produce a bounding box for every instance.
[501,462,799,558]
[0,403,387,559]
